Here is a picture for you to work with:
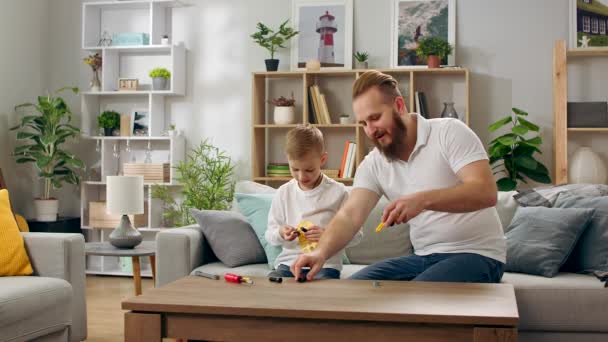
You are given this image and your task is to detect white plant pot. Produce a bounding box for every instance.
[339,116,352,124]
[569,147,608,184]
[273,106,295,125]
[34,199,59,222]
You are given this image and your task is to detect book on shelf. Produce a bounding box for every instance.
[417,91,429,119]
[341,141,356,179]
[312,84,331,124]
[309,85,323,124]
[338,140,350,178]
[307,87,317,124]
[346,142,356,178]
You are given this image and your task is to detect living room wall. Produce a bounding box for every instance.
[2,0,607,217]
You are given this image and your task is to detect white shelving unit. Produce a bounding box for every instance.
[80,0,187,277]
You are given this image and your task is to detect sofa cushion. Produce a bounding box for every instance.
[0,276,72,341]
[553,193,608,273]
[502,272,608,332]
[193,262,368,279]
[496,191,519,232]
[0,189,33,276]
[505,207,594,277]
[514,183,608,207]
[190,209,267,267]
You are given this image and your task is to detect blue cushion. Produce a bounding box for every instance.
[553,193,608,273]
[234,193,280,268]
[505,206,594,277]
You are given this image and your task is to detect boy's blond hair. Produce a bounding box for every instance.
[352,70,402,103]
[285,125,324,159]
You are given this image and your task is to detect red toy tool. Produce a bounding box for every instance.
[225,273,253,284]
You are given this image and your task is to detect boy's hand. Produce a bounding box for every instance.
[303,225,324,242]
[280,225,298,241]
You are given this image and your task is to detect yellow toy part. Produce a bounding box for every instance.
[375,222,385,233]
[296,220,318,253]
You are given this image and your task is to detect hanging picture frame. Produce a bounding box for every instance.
[389,0,456,68]
[569,0,608,49]
[291,0,353,71]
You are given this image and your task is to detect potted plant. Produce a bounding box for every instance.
[251,20,298,71]
[152,140,235,227]
[353,51,369,69]
[10,87,85,222]
[416,36,453,68]
[339,113,352,124]
[149,67,171,90]
[83,53,102,91]
[98,110,121,136]
[270,93,296,125]
[488,107,551,191]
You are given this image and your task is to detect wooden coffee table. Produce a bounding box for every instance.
[122,276,518,341]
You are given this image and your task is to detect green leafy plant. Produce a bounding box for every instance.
[250,20,299,60]
[353,51,369,62]
[488,107,551,191]
[149,67,171,79]
[152,140,236,227]
[269,93,295,107]
[416,36,453,59]
[97,110,120,129]
[10,87,84,200]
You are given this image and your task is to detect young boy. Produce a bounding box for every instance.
[265,125,362,279]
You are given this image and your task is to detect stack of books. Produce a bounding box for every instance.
[308,84,332,124]
[321,169,340,179]
[338,141,357,178]
[414,91,430,119]
[267,163,291,177]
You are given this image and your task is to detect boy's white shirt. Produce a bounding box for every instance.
[266,174,362,270]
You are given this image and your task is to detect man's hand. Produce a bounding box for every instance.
[280,225,298,241]
[290,250,327,281]
[303,225,324,242]
[382,192,427,227]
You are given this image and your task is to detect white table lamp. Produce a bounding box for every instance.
[106,176,144,249]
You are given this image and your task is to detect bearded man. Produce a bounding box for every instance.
[291,70,506,283]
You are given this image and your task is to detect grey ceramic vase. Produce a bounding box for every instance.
[152,77,168,90]
[109,215,142,249]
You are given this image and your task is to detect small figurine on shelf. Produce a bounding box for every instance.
[579,35,591,48]
[84,53,102,91]
[161,34,170,45]
[98,31,112,47]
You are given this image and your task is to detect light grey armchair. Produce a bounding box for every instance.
[0,233,87,342]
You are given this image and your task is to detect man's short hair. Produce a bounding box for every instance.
[352,70,402,103]
[285,125,324,159]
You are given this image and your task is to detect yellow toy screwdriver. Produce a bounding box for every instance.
[375,222,385,233]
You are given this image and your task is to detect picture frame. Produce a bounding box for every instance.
[131,109,149,136]
[569,0,608,49]
[291,0,353,71]
[390,0,456,68]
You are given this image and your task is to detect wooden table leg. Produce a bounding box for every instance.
[125,312,160,342]
[132,256,142,296]
[150,255,156,286]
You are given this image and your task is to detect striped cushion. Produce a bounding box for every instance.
[0,189,33,276]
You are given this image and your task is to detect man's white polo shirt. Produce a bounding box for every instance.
[354,114,506,263]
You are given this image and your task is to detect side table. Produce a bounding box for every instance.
[27,217,82,234]
[85,241,156,296]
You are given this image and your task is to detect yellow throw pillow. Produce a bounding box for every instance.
[0,189,33,276]
[15,214,29,232]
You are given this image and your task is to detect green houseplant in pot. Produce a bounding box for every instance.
[488,107,551,191]
[353,51,369,69]
[149,67,171,91]
[98,110,120,136]
[152,140,235,227]
[416,36,453,68]
[10,87,85,221]
[251,20,298,71]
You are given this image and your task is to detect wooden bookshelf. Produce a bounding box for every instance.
[251,68,470,186]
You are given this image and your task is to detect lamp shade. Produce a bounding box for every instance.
[106,176,144,215]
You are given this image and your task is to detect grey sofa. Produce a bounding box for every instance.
[156,185,607,342]
[0,233,87,342]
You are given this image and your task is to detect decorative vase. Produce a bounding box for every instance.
[569,147,608,184]
[440,102,459,119]
[103,128,114,136]
[152,77,168,90]
[273,106,295,125]
[265,59,279,72]
[34,198,59,222]
[90,70,101,92]
[109,215,142,249]
[354,61,368,69]
[427,55,441,68]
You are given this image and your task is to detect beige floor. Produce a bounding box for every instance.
[85,275,155,342]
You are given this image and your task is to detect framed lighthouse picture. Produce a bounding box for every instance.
[291,0,353,71]
[390,0,456,68]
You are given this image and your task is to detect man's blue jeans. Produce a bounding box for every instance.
[350,253,504,283]
[270,264,340,280]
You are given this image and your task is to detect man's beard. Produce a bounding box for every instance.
[372,111,407,161]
